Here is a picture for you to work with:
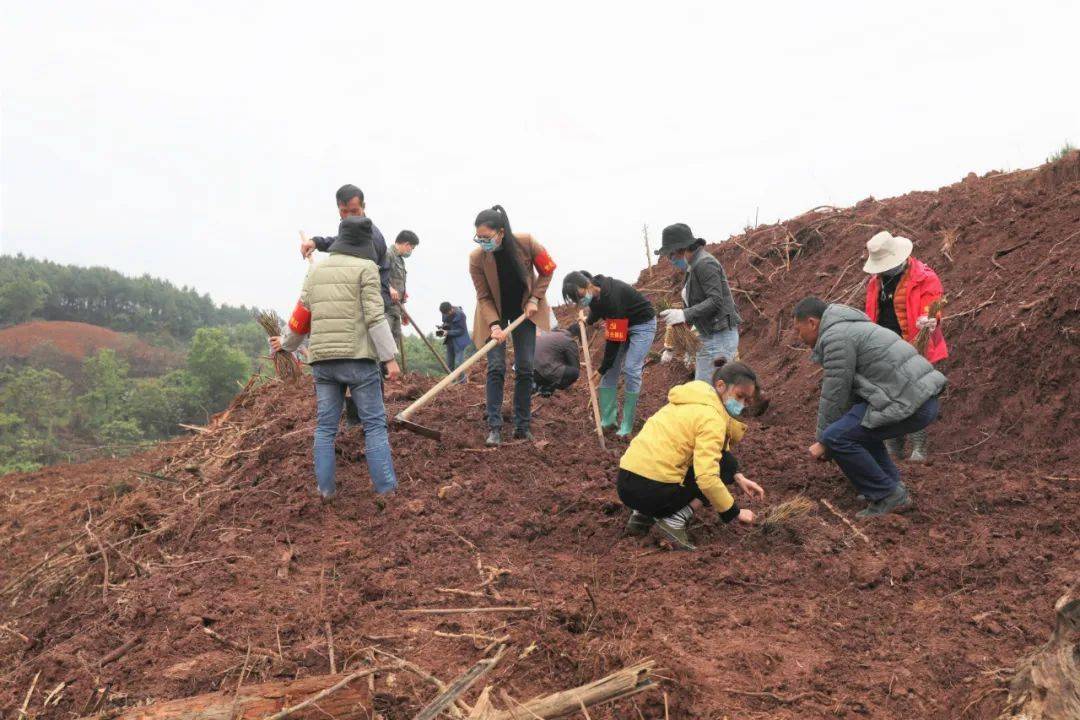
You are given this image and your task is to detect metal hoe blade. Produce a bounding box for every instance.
[394,414,442,441]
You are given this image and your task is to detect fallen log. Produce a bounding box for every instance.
[414,647,504,720]
[998,591,1080,720]
[92,668,394,720]
[478,659,656,720]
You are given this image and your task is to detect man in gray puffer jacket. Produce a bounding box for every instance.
[793,297,946,516]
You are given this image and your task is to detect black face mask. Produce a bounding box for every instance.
[880,262,906,278]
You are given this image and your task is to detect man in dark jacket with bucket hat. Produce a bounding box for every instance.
[655,223,742,381]
[793,297,946,516]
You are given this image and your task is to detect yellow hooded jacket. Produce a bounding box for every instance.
[619,381,746,513]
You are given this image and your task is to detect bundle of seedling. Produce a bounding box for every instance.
[913,297,947,357]
[255,309,302,381]
[655,297,702,357]
[757,495,814,534]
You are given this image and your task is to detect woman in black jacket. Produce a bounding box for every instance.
[563,271,657,437]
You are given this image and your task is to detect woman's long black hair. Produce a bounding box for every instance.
[711,356,760,392]
[561,270,595,304]
[475,205,527,285]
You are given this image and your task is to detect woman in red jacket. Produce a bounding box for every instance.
[863,231,948,462]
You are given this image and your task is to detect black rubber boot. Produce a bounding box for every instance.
[856,483,913,517]
[626,511,655,536]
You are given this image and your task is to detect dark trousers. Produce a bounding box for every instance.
[485,319,537,432]
[821,397,940,500]
[617,467,709,518]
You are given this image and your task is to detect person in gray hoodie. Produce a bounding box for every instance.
[793,297,946,516]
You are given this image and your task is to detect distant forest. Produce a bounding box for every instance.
[0,254,451,474]
[0,254,252,337]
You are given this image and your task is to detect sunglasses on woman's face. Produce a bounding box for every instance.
[473,233,498,244]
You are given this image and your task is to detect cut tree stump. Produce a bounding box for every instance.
[91,669,392,720]
[998,591,1080,720]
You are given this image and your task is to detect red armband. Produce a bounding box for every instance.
[605,318,629,342]
[533,249,557,276]
[288,300,311,334]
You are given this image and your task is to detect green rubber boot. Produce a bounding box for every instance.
[598,386,618,430]
[616,392,640,438]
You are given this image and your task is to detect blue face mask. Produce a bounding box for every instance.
[672,257,689,271]
[724,398,745,417]
[578,293,593,307]
[474,233,499,252]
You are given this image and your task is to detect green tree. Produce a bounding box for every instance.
[187,327,250,409]
[127,370,206,437]
[227,321,270,361]
[0,366,72,440]
[78,349,131,435]
[0,275,50,325]
[0,366,73,472]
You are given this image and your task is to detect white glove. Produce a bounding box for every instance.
[660,348,675,364]
[915,315,938,331]
[659,308,686,326]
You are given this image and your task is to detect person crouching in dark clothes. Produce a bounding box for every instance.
[533,328,580,397]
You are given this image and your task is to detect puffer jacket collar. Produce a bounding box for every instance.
[811,304,871,363]
[667,380,747,443]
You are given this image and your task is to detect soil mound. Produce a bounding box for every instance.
[633,153,1080,473]
[0,320,178,374]
[1,160,1078,719]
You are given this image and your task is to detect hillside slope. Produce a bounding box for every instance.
[0,320,179,374]
[644,153,1079,473]
[1,158,1077,720]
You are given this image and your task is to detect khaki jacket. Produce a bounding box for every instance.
[283,253,397,364]
[468,233,555,347]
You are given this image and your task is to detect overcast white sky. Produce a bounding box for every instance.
[1,1,1077,330]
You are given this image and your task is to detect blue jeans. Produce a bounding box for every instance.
[312,359,397,496]
[600,317,657,394]
[446,342,467,384]
[821,397,940,500]
[694,327,740,382]
[485,319,536,432]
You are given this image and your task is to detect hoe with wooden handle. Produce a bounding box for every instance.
[395,314,529,440]
[576,311,606,450]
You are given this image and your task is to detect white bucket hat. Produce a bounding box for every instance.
[863,230,913,274]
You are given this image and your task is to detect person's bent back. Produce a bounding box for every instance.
[534,329,580,396]
[795,297,945,517]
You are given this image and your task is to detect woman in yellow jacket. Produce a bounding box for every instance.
[618,359,764,550]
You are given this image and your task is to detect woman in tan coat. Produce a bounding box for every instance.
[469,205,557,446]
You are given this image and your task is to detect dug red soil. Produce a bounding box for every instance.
[0,321,178,374]
[1,158,1077,719]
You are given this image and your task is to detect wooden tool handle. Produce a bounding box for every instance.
[397,314,529,422]
[577,311,606,450]
[400,307,453,375]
